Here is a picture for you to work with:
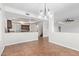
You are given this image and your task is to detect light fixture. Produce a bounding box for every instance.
[39,3,52,20]
[19,21,25,24]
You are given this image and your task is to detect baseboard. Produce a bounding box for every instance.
[5,39,38,46]
[0,40,5,56]
[0,46,5,56]
[49,40,79,51]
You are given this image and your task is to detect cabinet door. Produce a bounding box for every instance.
[7,20,12,29]
[21,25,29,32]
[7,20,12,32]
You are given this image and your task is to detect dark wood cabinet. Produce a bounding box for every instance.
[21,25,29,32]
[7,20,12,32]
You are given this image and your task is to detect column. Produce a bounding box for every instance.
[0,3,6,55]
[48,12,54,42]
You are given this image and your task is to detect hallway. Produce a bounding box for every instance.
[2,37,79,56]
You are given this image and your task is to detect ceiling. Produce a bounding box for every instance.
[3,3,79,22]
[5,11,41,23]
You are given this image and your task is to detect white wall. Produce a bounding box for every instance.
[30,22,43,37]
[38,22,43,37]
[0,5,3,41]
[55,22,79,33]
[43,20,49,37]
[54,23,59,32]
[49,32,79,51]
[30,24,38,32]
[61,22,79,33]
[3,32,38,46]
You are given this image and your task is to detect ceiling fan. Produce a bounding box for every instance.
[58,18,76,24]
[63,18,75,22]
[58,18,79,25]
